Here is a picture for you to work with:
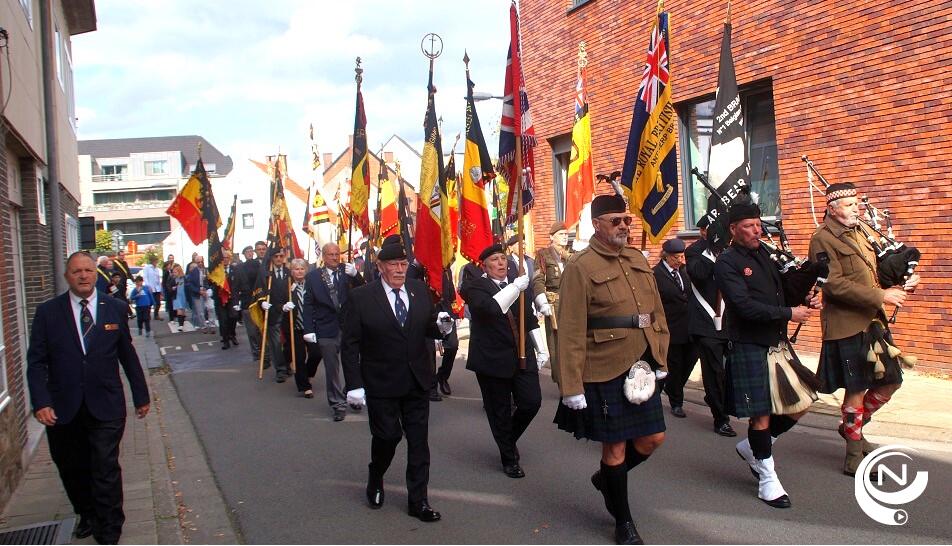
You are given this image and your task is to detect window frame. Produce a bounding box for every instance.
[676,79,780,230]
[144,160,169,176]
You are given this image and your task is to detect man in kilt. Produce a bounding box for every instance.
[808,182,920,476]
[555,194,670,545]
[714,203,820,509]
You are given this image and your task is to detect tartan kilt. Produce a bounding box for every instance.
[554,370,666,443]
[726,342,771,418]
[818,331,903,394]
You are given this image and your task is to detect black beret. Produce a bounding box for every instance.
[591,194,627,218]
[728,202,762,224]
[662,238,686,254]
[478,244,506,263]
[242,245,253,253]
[378,235,406,261]
[505,233,524,247]
[695,213,711,229]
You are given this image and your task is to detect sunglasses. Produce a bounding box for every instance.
[601,216,634,227]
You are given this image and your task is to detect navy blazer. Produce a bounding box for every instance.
[186,266,207,298]
[463,275,539,378]
[26,291,150,424]
[341,279,443,397]
[302,265,364,339]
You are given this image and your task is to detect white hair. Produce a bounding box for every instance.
[290,258,308,269]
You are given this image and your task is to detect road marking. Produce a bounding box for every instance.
[321,480,516,506]
[191,344,199,352]
[160,347,168,355]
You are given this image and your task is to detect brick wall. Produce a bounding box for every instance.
[0,129,25,512]
[520,0,952,371]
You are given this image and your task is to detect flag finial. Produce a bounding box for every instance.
[726,0,731,23]
[196,140,203,160]
[577,41,588,69]
[355,57,363,86]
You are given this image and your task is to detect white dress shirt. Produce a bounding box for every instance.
[382,281,410,318]
[662,261,684,290]
[69,289,98,354]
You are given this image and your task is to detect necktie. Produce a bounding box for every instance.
[499,281,508,289]
[79,299,94,351]
[294,284,305,330]
[323,268,340,308]
[671,269,683,291]
[393,288,407,327]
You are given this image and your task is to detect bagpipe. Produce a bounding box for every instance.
[802,155,920,323]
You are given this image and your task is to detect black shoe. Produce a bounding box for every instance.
[591,470,615,517]
[503,463,525,479]
[230,336,239,346]
[614,521,644,545]
[221,340,230,350]
[74,515,94,539]
[438,377,452,396]
[275,374,287,383]
[408,501,441,522]
[429,389,442,402]
[715,423,737,437]
[333,410,345,422]
[366,483,384,509]
[761,494,792,509]
[670,405,686,418]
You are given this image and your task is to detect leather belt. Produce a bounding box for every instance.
[587,313,653,330]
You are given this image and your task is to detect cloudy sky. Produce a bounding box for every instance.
[72,0,514,181]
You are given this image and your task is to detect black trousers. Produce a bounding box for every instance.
[47,404,126,543]
[436,327,459,381]
[366,387,430,507]
[663,342,699,408]
[291,329,323,392]
[214,300,238,342]
[163,287,174,318]
[694,334,731,427]
[475,371,542,466]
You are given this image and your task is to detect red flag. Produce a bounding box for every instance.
[564,54,595,230]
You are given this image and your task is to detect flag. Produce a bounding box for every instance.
[396,169,415,263]
[222,194,237,251]
[460,71,495,263]
[443,158,464,315]
[619,7,680,244]
[377,177,399,240]
[415,63,449,299]
[310,123,321,171]
[564,50,595,230]
[497,2,537,225]
[268,155,304,258]
[184,158,227,303]
[166,158,221,245]
[702,20,753,249]
[309,185,333,228]
[350,84,371,236]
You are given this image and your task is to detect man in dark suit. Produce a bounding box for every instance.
[341,235,452,522]
[654,238,698,419]
[96,255,113,295]
[463,244,547,479]
[236,241,268,361]
[259,247,292,382]
[302,242,365,420]
[27,251,150,544]
[685,218,736,437]
[215,250,241,350]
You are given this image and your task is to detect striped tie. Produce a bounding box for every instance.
[393,288,407,327]
[79,299,94,351]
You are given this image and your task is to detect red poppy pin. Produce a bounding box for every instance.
[743,267,753,277]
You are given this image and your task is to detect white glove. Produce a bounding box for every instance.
[528,328,548,369]
[562,394,587,410]
[303,333,317,343]
[347,388,366,409]
[437,312,453,335]
[232,305,241,311]
[513,274,530,291]
[493,283,521,314]
[261,301,272,311]
[345,262,358,277]
[282,301,296,312]
[534,293,552,316]
[655,369,668,381]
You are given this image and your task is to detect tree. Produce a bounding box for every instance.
[137,244,163,266]
[95,229,113,253]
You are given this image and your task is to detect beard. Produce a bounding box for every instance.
[610,231,629,247]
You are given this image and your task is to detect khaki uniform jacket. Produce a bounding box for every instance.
[532,245,567,311]
[808,217,885,341]
[556,236,669,397]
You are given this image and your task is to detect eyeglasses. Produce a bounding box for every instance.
[600,216,634,227]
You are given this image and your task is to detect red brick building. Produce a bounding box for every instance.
[519,0,951,371]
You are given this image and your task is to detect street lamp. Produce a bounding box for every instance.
[468,91,505,102]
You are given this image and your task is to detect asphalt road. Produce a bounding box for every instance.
[157,324,952,544]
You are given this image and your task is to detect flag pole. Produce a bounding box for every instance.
[258,269,272,380]
[288,279,296,373]
[511,3,526,368]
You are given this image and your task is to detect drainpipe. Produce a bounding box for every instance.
[39,0,66,293]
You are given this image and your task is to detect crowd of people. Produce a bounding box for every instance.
[25,182,921,545]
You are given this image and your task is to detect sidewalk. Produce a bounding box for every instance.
[0,327,238,544]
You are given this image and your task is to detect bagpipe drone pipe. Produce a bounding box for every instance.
[802,155,920,323]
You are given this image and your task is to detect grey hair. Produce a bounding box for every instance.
[290,258,308,269]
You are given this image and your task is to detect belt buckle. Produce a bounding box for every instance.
[637,313,650,328]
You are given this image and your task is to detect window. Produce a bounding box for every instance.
[242,213,254,229]
[19,0,33,28]
[92,190,175,205]
[549,134,571,222]
[36,169,47,225]
[65,213,80,254]
[55,30,76,130]
[0,298,7,412]
[144,160,168,176]
[678,82,780,227]
[568,0,594,12]
[100,164,128,181]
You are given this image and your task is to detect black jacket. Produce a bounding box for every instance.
[463,275,539,378]
[341,279,443,397]
[653,262,691,344]
[262,266,291,325]
[714,243,791,347]
[685,238,728,340]
[302,265,365,339]
[236,258,264,309]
